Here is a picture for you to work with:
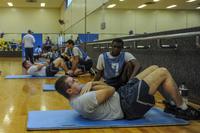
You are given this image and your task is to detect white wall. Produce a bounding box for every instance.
[62,5,200,40]
[0,7,61,43]
[61,0,108,34]
[90,9,200,40]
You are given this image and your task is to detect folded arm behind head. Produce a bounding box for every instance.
[91,83,115,105]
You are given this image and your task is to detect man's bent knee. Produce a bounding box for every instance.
[157,67,169,76]
[150,65,159,69]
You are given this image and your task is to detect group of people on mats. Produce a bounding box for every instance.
[22,39,93,77]
[22,38,200,121]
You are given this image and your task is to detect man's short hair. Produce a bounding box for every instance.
[112,38,124,47]
[22,60,28,69]
[28,30,32,34]
[55,76,71,99]
[66,39,75,46]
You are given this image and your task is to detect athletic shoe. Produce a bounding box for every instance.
[175,106,200,120]
[163,100,177,115]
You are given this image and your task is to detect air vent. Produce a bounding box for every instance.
[26,0,37,3]
[144,2,156,5]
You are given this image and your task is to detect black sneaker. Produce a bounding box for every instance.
[163,100,177,115]
[175,106,200,120]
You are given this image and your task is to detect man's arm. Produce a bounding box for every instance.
[92,81,107,86]
[93,54,104,81]
[93,85,115,105]
[93,70,103,81]
[80,81,108,95]
[129,59,141,79]
[35,64,46,71]
[32,36,35,44]
[71,56,79,72]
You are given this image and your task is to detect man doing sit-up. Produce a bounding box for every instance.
[22,57,68,77]
[55,65,200,120]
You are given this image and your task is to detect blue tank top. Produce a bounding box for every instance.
[103,52,125,84]
[73,45,88,61]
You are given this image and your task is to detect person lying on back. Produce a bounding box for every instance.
[55,65,200,120]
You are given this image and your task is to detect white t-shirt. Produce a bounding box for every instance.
[70,91,124,120]
[27,65,46,76]
[23,34,35,48]
[72,47,90,60]
[96,52,136,71]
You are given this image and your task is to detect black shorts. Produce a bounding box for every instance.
[117,78,155,119]
[78,59,93,72]
[46,63,59,77]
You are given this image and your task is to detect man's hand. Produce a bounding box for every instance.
[80,82,92,95]
[92,81,107,86]
[36,64,45,71]
[66,70,74,75]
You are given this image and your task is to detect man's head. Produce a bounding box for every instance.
[111,38,124,57]
[28,30,32,34]
[66,39,75,49]
[0,32,4,38]
[55,76,81,99]
[22,60,32,70]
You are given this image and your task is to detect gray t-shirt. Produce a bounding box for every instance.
[27,65,46,76]
[96,52,136,71]
[70,91,124,120]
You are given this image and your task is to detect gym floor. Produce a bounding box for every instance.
[0,57,199,133]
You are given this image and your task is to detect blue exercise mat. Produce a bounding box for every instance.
[43,84,55,91]
[27,107,189,130]
[5,74,62,79]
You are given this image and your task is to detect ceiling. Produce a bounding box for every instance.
[106,0,200,10]
[0,0,64,8]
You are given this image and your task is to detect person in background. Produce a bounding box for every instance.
[66,39,93,76]
[22,30,35,64]
[94,38,141,90]
[33,45,42,61]
[75,36,81,46]
[0,32,7,51]
[43,36,52,52]
[22,57,69,77]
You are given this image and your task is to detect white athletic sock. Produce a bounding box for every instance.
[170,101,175,106]
[178,101,188,110]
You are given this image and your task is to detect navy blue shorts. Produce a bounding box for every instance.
[46,63,59,77]
[117,78,155,119]
[78,59,93,72]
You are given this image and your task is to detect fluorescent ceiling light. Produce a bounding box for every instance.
[153,0,160,2]
[166,5,177,9]
[119,0,125,1]
[138,4,147,8]
[107,4,116,8]
[41,3,45,7]
[196,6,200,9]
[186,0,196,2]
[8,2,13,7]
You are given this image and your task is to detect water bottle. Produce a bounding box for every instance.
[179,82,189,104]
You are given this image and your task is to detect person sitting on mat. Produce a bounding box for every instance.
[55,65,200,120]
[94,38,141,90]
[33,45,42,62]
[22,57,69,77]
[65,39,93,77]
